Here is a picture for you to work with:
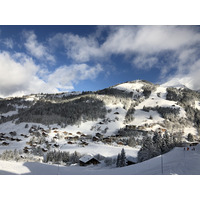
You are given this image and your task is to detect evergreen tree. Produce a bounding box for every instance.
[138,136,157,162]
[120,148,126,167]
[116,153,121,167]
[187,133,194,142]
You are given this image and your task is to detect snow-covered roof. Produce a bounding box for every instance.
[126,156,137,163]
[79,154,95,163]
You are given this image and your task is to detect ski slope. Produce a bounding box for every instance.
[1,144,200,175]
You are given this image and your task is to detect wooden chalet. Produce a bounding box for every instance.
[79,154,100,166]
[189,142,199,146]
[92,136,99,142]
[114,112,119,114]
[2,141,9,146]
[42,132,48,137]
[95,133,103,139]
[126,156,137,166]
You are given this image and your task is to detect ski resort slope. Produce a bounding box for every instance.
[1,144,200,175]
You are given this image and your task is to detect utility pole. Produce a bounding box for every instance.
[161,153,164,175]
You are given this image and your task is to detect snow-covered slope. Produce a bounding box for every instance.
[1,79,200,174]
[0,144,200,175]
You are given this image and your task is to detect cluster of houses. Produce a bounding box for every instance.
[0,132,22,146]
[125,124,167,133]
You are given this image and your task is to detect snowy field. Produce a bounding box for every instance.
[1,144,200,175]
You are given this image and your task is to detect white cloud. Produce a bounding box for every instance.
[50,26,200,62]
[47,63,103,91]
[133,55,158,69]
[24,31,55,63]
[49,26,200,90]
[0,51,103,97]
[49,33,103,62]
[3,38,14,49]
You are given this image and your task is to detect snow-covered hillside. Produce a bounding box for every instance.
[0,79,200,174]
[0,144,200,175]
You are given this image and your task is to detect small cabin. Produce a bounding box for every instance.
[95,133,103,139]
[117,141,124,145]
[126,156,137,166]
[54,144,59,148]
[42,148,48,152]
[190,142,199,146]
[42,132,48,137]
[79,154,100,166]
[2,141,9,146]
[92,136,99,142]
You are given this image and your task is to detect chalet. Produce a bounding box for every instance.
[23,146,30,151]
[92,136,99,142]
[190,142,199,146]
[63,131,68,134]
[24,135,29,138]
[0,137,5,141]
[54,130,59,133]
[65,136,73,140]
[95,133,103,139]
[114,112,119,114]
[103,137,112,143]
[117,141,124,145]
[68,133,73,135]
[54,144,59,148]
[79,141,89,146]
[42,148,48,152]
[42,132,48,137]
[79,154,100,166]
[73,136,79,140]
[68,141,74,144]
[76,131,82,135]
[2,141,9,146]
[126,156,137,166]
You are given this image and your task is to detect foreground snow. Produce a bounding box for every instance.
[1,145,200,175]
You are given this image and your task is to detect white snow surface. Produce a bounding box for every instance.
[1,145,200,175]
[195,101,200,110]
[1,110,18,117]
[113,81,144,93]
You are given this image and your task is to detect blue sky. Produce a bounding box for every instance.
[0,25,200,97]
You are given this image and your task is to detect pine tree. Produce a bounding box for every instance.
[120,148,126,167]
[116,153,121,167]
[138,136,157,162]
[187,133,194,142]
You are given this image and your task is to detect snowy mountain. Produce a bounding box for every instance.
[0,79,200,174]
